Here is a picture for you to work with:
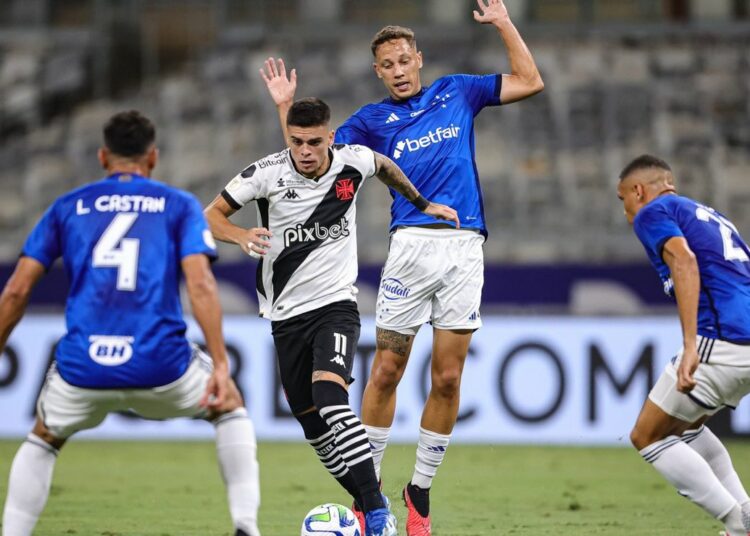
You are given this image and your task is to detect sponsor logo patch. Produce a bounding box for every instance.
[381,277,411,300]
[283,217,350,247]
[88,335,134,366]
[392,124,460,160]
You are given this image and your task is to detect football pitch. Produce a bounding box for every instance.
[1,440,748,535]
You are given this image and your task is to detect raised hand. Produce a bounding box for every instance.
[259,57,297,107]
[473,0,510,25]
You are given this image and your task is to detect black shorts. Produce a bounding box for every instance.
[271,300,360,414]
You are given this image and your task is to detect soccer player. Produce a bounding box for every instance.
[260,1,543,533]
[204,97,458,536]
[0,111,261,536]
[619,155,750,536]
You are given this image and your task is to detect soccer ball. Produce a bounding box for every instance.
[300,503,361,536]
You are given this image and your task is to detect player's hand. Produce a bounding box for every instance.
[676,348,699,393]
[424,202,460,229]
[473,0,510,25]
[259,57,297,107]
[200,363,230,410]
[239,227,273,258]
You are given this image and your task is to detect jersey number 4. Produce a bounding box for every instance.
[92,213,140,291]
[696,206,749,263]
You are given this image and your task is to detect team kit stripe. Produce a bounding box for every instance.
[641,436,682,463]
[308,432,349,477]
[255,198,270,299]
[270,165,363,302]
[319,405,373,466]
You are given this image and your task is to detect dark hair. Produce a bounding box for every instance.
[371,25,416,56]
[286,98,331,128]
[103,110,156,158]
[619,154,672,180]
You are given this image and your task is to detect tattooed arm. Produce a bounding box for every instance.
[373,152,460,227]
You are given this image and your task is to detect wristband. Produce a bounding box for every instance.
[411,195,429,211]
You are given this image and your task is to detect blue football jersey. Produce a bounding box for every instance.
[22,173,217,388]
[335,74,501,233]
[634,194,750,342]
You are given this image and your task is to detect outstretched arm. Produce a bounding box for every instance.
[662,236,700,394]
[474,0,544,104]
[373,152,460,227]
[204,195,273,257]
[0,257,45,352]
[181,253,230,410]
[260,57,296,145]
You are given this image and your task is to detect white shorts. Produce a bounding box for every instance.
[648,337,750,423]
[37,347,214,439]
[376,227,484,336]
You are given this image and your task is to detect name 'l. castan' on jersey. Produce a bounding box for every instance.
[76,195,166,215]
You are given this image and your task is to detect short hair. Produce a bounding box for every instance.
[371,25,416,56]
[286,98,331,128]
[103,110,155,158]
[619,154,672,181]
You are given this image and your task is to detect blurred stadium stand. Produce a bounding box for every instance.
[1,0,749,311]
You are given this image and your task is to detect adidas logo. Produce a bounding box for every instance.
[283,189,300,200]
[426,445,446,453]
[385,112,400,124]
[468,311,479,321]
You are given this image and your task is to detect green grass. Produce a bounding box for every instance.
[1,440,748,535]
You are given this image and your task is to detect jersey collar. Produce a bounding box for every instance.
[106,172,148,182]
[286,148,335,183]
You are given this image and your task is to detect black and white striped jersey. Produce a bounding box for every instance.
[221,144,377,320]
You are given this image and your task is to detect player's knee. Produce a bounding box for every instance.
[630,424,658,451]
[431,368,462,398]
[370,358,405,391]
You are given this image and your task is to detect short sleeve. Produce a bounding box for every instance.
[451,74,502,113]
[177,194,218,261]
[634,202,684,260]
[22,202,62,269]
[221,161,267,209]
[347,144,377,180]
[335,112,370,146]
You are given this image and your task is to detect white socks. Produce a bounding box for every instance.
[364,425,390,482]
[2,434,58,536]
[683,426,750,505]
[641,435,741,530]
[411,427,450,489]
[214,408,261,536]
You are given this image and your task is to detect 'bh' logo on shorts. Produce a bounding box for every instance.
[381,278,411,300]
[88,335,135,366]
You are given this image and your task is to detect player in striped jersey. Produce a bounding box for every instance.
[620,155,750,536]
[205,98,457,536]
[260,1,543,533]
